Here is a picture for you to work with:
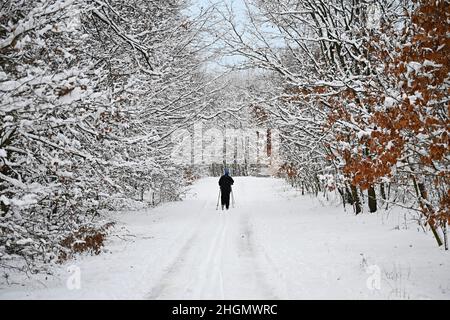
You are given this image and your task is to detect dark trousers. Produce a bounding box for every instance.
[221,190,231,209]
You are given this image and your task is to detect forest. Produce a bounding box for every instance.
[0,0,448,277]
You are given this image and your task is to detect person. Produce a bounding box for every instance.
[218,168,234,210]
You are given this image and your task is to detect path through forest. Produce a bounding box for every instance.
[1,177,449,299]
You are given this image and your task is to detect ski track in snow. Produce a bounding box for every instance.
[1,177,449,300]
[146,178,276,299]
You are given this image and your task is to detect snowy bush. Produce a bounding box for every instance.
[0,0,218,271]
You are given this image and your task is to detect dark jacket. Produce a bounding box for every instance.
[219,175,234,193]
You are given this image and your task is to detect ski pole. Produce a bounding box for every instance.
[231,190,235,208]
[216,189,221,210]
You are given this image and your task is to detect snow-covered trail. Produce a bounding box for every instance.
[1,177,449,299]
[144,177,288,299]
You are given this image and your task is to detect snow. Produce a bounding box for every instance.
[16,238,34,246]
[0,80,22,92]
[357,129,372,139]
[423,60,442,68]
[58,87,85,104]
[407,61,422,73]
[1,177,449,300]
[386,141,394,150]
[384,96,396,108]
[10,194,38,207]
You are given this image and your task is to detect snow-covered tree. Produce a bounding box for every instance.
[217,0,449,247]
[0,0,220,271]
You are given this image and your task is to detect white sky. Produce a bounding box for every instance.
[189,0,248,20]
[187,0,249,69]
[187,0,285,71]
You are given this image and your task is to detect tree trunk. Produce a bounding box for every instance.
[443,222,448,251]
[337,187,346,210]
[380,183,386,200]
[315,174,322,193]
[368,185,377,213]
[351,184,362,215]
[385,183,391,210]
[345,185,354,205]
[412,177,443,247]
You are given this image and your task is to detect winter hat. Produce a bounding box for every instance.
[224,168,230,176]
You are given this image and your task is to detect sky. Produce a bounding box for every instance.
[189,0,248,22]
[186,0,285,71]
[187,0,250,69]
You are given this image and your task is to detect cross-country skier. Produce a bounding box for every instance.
[218,168,234,210]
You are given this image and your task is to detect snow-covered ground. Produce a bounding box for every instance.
[1,177,449,299]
